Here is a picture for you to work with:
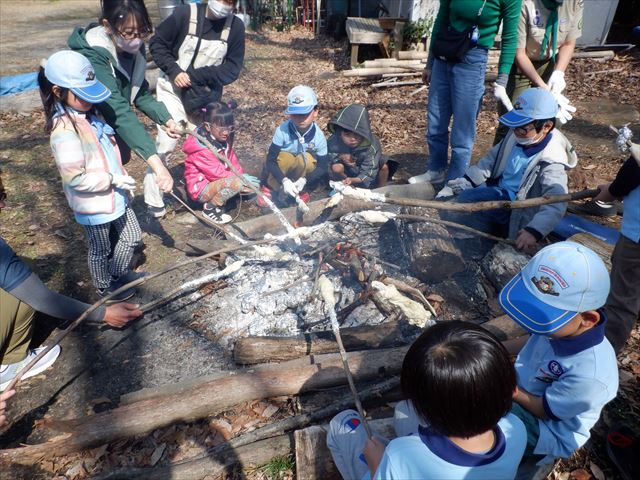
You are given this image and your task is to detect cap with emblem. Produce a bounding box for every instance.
[44,50,111,103]
[499,87,559,128]
[284,85,318,115]
[498,241,610,334]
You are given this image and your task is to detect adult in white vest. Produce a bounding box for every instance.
[149,0,245,217]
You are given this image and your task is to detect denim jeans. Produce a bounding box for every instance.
[426,47,488,180]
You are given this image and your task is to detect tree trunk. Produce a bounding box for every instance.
[567,233,613,271]
[0,348,408,464]
[399,207,465,283]
[234,321,417,365]
[481,314,527,341]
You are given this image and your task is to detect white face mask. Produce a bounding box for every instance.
[208,0,234,18]
[514,132,544,146]
[116,36,143,54]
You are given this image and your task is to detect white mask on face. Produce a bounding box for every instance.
[208,0,234,18]
[116,36,143,54]
[515,131,544,146]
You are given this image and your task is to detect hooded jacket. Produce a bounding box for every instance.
[327,104,384,187]
[68,25,172,161]
[183,132,243,201]
[465,129,577,239]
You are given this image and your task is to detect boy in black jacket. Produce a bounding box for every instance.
[328,104,394,189]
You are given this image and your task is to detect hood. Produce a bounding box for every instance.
[182,134,208,155]
[538,130,577,168]
[328,104,374,144]
[68,24,117,63]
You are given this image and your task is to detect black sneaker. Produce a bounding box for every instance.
[114,270,148,286]
[569,200,616,217]
[202,202,232,224]
[97,284,136,304]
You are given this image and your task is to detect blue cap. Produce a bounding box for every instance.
[499,88,559,128]
[284,85,317,115]
[44,50,111,103]
[498,241,610,334]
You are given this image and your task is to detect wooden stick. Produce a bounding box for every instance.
[409,85,427,96]
[318,275,372,437]
[372,80,422,88]
[380,277,438,317]
[3,237,281,393]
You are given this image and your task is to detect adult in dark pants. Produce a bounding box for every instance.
[594,143,640,354]
[68,0,181,219]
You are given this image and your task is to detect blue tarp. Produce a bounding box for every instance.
[553,213,620,245]
[0,72,38,96]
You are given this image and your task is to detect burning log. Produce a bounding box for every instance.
[0,348,407,464]
[398,207,466,283]
[234,321,417,365]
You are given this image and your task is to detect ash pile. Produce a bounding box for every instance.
[177,204,530,352]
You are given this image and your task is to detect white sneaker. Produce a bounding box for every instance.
[202,203,233,224]
[0,345,61,391]
[408,170,446,184]
[435,186,454,199]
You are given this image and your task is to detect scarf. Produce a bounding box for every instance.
[540,0,563,61]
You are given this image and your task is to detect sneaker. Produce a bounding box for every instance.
[607,425,639,480]
[0,345,61,391]
[408,170,446,185]
[256,186,273,208]
[97,284,136,303]
[202,202,233,224]
[569,200,616,217]
[147,205,167,218]
[298,191,310,203]
[114,270,148,288]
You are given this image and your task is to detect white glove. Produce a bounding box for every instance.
[293,177,307,192]
[447,177,473,195]
[493,83,513,111]
[281,177,299,198]
[548,70,566,95]
[553,93,576,125]
[435,186,454,199]
[111,173,136,191]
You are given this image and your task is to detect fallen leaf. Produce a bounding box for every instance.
[570,469,592,480]
[582,164,596,170]
[426,293,445,303]
[589,462,605,480]
[631,364,640,375]
[54,229,70,239]
[262,404,279,418]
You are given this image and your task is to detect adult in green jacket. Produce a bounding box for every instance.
[68,0,179,216]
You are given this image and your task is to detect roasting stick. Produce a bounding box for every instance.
[318,275,373,438]
[181,127,300,243]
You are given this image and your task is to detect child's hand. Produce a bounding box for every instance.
[593,183,615,203]
[339,153,355,166]
[111,173,137,191]
[363,436,386,477]
[515,229,537,253]
[174,72,191,89]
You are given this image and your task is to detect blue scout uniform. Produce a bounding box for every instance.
[514,317,618,463]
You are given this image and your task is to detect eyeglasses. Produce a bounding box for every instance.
[116,28,151,40]
[208,124,236,134]
[514,123,537,136]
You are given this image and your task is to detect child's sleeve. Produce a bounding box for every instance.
[542,373,613,421]
[265,127,286,183]
[354,146,381,183]
[50,127,112,192]
[609,156,640,198]
[306,132,329,186]
[524,162,568,239]
[372,449,400,480]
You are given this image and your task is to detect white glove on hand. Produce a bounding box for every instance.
[435,186,454,199]
[548,70,566,94]
[447,177,473,195]
[282,177,299,198]
[493,83,513,111]
[111,173,136,191]
[553,93,576,125]
[293,177,307,192]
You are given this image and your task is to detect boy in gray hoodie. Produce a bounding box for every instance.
[328,104,395,189]
[442,88,577,253]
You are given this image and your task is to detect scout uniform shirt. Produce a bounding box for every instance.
[518,0,584,60]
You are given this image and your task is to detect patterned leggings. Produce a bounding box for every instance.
[83,207,142,290]
[198,177,244,206]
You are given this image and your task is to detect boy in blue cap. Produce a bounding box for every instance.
[499,241,618,474]
[258,85,328,208]
[441,88,577,253]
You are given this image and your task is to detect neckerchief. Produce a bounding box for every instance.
[540,0,562,61]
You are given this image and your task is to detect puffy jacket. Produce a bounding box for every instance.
[327,104,384,186]
[183,133,243,201]
[465,130,577,239]
[68,25,171,161]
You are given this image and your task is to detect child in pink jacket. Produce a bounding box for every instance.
[183,101,259,224]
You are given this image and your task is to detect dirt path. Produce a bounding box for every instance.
[0,5,639,478]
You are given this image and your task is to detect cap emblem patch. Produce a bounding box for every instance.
[531,275,560,296]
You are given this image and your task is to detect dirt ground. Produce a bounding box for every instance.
[1,2,640,479]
